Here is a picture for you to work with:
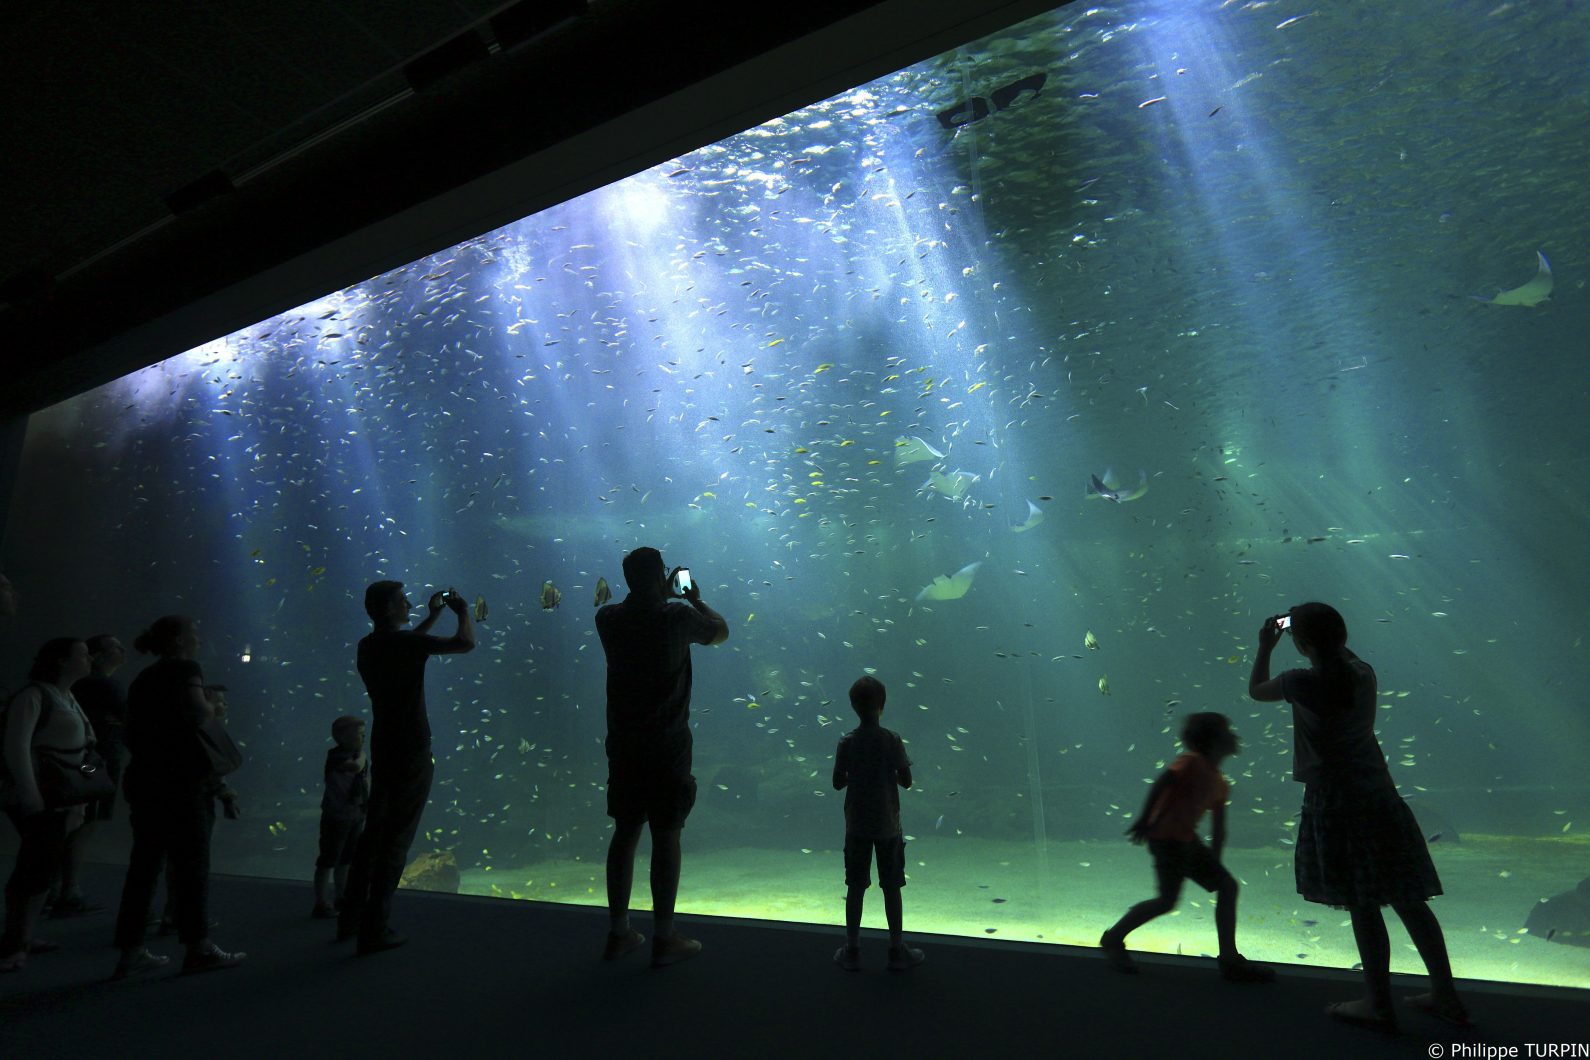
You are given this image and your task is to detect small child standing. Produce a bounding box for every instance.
[1100,712,1273,982]
[832,675,922,972]
[312,716,369,919]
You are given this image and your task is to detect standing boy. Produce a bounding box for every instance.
[313,716,369,918]
[832,675,922,971]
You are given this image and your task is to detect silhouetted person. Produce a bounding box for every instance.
[1099,712,1272,981]
[1,639,94,973]
[156,685,240,935]
[832,675,921,971]
[313,716,368,918]
[112,616,243,977]
[596,547,727,966]
[1250,602,1467,1031]
[339,582,474,955]
[54,633,129,918]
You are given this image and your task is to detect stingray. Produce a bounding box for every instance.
[1086,468,1148,503]
[916,561,982,602]
[894,435,945,466]
[921,468,980,500]
[1011,499,1045,533]
[1474,250,1553,307]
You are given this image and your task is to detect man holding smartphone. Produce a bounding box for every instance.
[339,580,475,955]
[596,547,729,966]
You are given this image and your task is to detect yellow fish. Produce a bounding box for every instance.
[1085,631,1099,651]
[1098,675,1111,696]
[814,363,834,373]
[540,580,562,610]
[473,594,489,622]
[593,577,611,607]
[967,381,988,394]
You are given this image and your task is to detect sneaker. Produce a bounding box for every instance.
[49,894,103,919]
[1219,954,1275,983]
[887,944,925,971]
[602,929,645,961]
[112,949,170,980]
[356,929,407,956]
[1099,932,1138,974]
[834,944,861,971]
[182,946,245,975]
[651,933,702,968]
[310,904,337,920]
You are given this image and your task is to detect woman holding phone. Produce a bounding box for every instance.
[1249,602,1467,1033]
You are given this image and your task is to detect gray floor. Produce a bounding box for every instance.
[3,863,1587,1058]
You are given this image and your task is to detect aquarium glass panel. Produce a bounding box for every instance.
[6,0,1587,988]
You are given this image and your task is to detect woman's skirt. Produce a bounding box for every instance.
[1295,777,1443,909]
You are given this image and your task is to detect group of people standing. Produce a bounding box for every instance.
[0,558,1468,1032]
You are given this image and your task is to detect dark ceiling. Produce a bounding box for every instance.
[0,0,1057,418]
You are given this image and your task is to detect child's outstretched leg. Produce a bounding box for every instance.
[1213,876,1273,982]
[1392,901,1468,1026]
[883,886,923,970]
[1099,890,1174,974]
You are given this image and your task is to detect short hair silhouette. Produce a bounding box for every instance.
[622,547,664,591]
[1290,601,1348,649]
[849,674,886,717]
[364,580,404,622]
[133,616,190,656]
[29,638,85,682]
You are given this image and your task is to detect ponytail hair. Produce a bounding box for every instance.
[134,615,191,657]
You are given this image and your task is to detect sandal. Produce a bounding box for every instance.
[1327,1000,1399,1034]
[1407,992,1472,1028]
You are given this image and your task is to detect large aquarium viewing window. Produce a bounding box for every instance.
[6,0,1586,988]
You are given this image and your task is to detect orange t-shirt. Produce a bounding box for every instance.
[1145,752,1229,842]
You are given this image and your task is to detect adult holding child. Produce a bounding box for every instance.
[111,615,243,978]
[0,638,95,972]
[596,548,728,967]
[1249,601,1467,1032]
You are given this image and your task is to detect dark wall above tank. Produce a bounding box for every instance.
[0,0,1060,419]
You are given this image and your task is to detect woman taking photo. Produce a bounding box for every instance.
[111,615,244,978]
[1,638,94,972]
[1250,601,1467,1032]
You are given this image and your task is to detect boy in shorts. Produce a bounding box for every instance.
[832,675,922,972]
[1100,712,1272,981]
[313,716,369,918]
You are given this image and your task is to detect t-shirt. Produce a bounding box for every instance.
[124,657,210,787]
[321,746,370,821]
[357,629,453,760]
[833,724,911,840]
[596,596,719,767]
[1280,653,1388,785]
[1145,751,1230,842]
[72,673,126,750]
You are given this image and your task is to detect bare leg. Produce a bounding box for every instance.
[1214,878,1239,958]
[605,820,643,932]
[1348,905,1395,1020]
[882,886,903,948]
[845,886,864,945]
[1105,895,1175,942]
[1392,901,1462,1006]
[649,825,681,938]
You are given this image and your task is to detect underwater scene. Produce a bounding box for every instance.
[4,0,1587,987]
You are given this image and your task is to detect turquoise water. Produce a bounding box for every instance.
[4,0,1587,986]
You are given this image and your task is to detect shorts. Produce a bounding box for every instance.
[317,815,365,869]
[607,759,696,831]
[844,833,906,890]
[1149,838,1233,901]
